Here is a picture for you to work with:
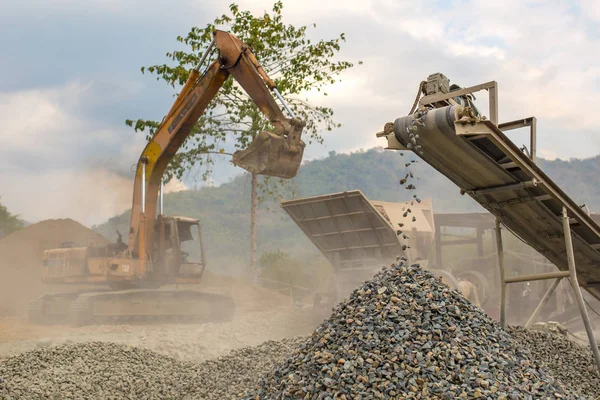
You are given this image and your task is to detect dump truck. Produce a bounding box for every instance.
[28,30,305,325]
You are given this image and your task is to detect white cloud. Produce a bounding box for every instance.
[0,81,145,225]
[1,82,93,157]
[164,178,188,194]
[539,149,558,161]
[3,0,600,216]
[282,0,600,159]
[2,167,132,226]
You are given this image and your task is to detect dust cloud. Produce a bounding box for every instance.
[0,218,321,364]
[0,219,108,317]
[2,168,133,226]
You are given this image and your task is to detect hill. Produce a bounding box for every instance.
[93,148,600,273]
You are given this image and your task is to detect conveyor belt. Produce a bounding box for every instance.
[392,106,600,302]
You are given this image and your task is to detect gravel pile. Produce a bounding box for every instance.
[0,337,304,399]
[510,326,599,399]
[244,262,586,399]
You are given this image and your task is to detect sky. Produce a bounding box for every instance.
[1,0,600,225]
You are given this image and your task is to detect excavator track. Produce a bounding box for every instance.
[29,289,236,326]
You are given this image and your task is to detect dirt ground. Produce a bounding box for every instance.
[0,304,320,362]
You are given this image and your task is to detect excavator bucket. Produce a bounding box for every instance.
[231,121,306,179]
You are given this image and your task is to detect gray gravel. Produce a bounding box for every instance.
[510,326,600,399]
[0,337,304,399]
[1,263,597,399]
[0,307,315,363]
[244,262,587,399]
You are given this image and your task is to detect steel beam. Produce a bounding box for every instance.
[562,207,600,370]
[495,220,507,328]
[498,118,535,131]
[524,277,562,329]
[500,162,518,169]
[419,81,497,106]
[489,83,498,126]
[498,117,537,162]
[530,117,537,163]
[462,180,537,197]
[455,120,600,240]
[505,270,570,284]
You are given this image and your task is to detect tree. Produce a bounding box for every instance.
[126,1,361,272]
[0,197,24,239]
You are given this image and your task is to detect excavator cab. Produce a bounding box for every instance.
[231,119,306,179]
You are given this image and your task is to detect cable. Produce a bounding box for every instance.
[408,81,427,115]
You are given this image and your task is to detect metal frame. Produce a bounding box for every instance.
[280,190,403,271]
[495,211,600,370]
[455,120,600,241]
[420,81,537,162]
[397,78,600,371]
[499,117,537,163]
[419,81,498,126]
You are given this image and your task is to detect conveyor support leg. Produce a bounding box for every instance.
[562,207,600,370]
[495,219,507,328]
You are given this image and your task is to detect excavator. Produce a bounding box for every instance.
[28,30,306,325]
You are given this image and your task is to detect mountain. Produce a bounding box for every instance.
[92,148,600,272]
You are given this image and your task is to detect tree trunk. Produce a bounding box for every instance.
[250,172,258,274]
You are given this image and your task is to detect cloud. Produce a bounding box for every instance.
[0,81,147,225]
[164,178,188,194]
[276,0,600,161]
[2,168,133,226]
[1,81,93,162]
[539,149,558,161]
[2,0,600,224]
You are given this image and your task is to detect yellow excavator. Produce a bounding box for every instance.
[28,30,306,325]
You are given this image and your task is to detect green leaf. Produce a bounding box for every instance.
[126,0,359,201]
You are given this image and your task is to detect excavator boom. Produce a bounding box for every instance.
[127,30,306,258]
[29,30,306,326]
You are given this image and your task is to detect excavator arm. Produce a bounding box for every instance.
[127,30,306,259]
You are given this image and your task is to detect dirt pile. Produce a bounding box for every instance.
[0,219,108,316]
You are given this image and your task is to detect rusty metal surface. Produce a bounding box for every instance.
[280,191,436,273]
[281,190,403,272]
[392,105,600,301]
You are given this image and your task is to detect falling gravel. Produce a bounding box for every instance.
[0,337,305,399]
[244,262,586,399]
[510,326,600,399]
